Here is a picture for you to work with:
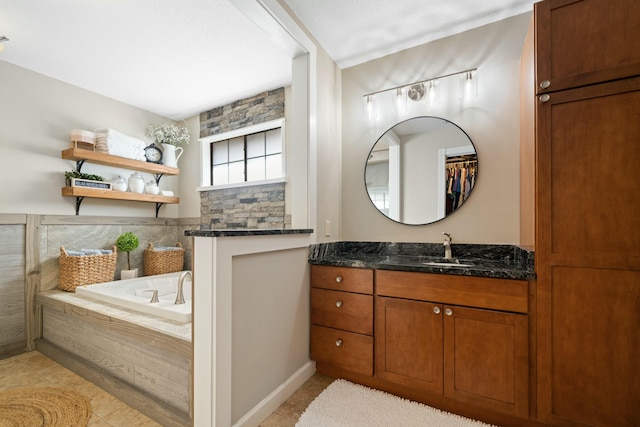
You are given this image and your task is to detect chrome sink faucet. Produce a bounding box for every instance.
[442,232,452,259]
[175,271,191,305]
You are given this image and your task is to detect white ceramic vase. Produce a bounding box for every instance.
[161,143,183,168]
[121,268,138,280]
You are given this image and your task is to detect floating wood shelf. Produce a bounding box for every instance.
[62,186,179,204]
[61,148,179,175]
[61,148,180,216]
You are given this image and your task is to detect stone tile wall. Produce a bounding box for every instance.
[200,182,285,230]
[199,88,285,138]
[198,88,288,229]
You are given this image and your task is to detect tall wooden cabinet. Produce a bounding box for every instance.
[534,0,640,425]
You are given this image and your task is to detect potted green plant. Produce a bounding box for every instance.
[145,121,190,168]
[116,231,140,279]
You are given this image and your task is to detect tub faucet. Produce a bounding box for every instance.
[175,271,191,305]
[443,232,452,259]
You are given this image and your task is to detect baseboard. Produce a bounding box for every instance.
[233,360,316,427]
[0,340,27,360]
[36,338,191,427]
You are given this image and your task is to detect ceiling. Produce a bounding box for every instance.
[0,0,534,121]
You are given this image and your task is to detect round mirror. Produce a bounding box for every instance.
[365,116,478,225]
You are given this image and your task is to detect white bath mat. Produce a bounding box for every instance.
[296,379,496,427]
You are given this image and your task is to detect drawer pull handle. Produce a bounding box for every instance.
[445,308,453,316]
[539,79,551,89]
[539,94,550,103]
[335,339,343,347]
[433,306,441,315]
[336,300,343,308]
[335,276,343,283]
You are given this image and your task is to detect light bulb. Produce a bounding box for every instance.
[396,87,406,113]
[460,70,478,99]
[426,80,439,108]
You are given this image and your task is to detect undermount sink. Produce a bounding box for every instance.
[423,261,474,268]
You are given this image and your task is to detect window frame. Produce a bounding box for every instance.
[197,118,286,191]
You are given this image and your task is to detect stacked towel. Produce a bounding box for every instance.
[94,128,146,161]
[66,249,113,256]
[151,246,183,252]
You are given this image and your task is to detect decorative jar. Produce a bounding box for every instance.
[111,175,128,192]
[127,172,145,194]
[145,180,159,195]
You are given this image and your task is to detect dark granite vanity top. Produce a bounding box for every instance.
[308,241,535,280]
[185,228,313,237]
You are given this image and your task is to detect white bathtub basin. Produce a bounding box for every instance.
[75,271,192,323]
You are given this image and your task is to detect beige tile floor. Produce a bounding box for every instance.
[0,350,333,427]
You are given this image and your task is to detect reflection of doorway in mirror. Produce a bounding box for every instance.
[437,146,477,218]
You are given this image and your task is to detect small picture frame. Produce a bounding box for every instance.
[68,178,112,190]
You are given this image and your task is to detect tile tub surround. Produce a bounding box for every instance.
[36,290,191,426]
[308,241,535,280]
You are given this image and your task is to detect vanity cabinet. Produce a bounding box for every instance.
[310,265,374,376]
[534,1,640,425]
[375,270,529,418]
[60,148,180,216]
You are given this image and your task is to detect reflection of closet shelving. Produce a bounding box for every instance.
[60,148,179,216]
[445,155,477,215]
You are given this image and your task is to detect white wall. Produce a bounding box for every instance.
[0,61,182,217]
[340,13,531,244]
[178,114,202,219]
[313,47,342,241]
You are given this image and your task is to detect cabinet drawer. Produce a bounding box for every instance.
[311,265,373,294]
[376,270,528,313]
[311,288,373,335]
[311,325,373,376]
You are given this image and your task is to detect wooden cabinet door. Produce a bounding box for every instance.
[375,297,443,394]
[443,305,529,418]
[539,268,640,427]
[536,73,640,425]
[535,0,640,94]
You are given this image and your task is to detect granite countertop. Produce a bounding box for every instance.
[185,228,313,237]
[308,241,535,280]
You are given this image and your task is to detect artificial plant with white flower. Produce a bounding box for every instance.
[145,121,191,146]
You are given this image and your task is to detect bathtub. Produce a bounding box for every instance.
[75,271,192,323]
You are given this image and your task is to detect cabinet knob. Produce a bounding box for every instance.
[433,306,441,314]
[335,276,343,283]
[335,300,343,308]
[445,308,453,316]
[539,80,551,89]
[335,339,343,347]
[539,94,551,103]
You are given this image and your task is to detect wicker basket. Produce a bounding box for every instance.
[58,246,117,292]
[144,242,185,276]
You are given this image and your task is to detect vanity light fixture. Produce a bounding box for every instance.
[362,68,478,121]
[0,36,9,53]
